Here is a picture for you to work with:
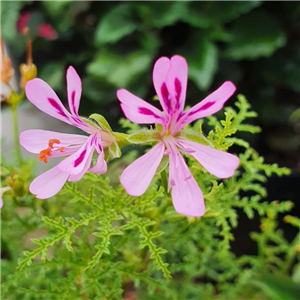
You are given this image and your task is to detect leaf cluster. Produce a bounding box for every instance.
[2,95,299,299]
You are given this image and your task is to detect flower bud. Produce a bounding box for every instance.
[20,62,37,90]
[19,30,37,90]
[1,37,15,84]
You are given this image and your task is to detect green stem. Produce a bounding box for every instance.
[160,170,169,195]
[12,106,23,166]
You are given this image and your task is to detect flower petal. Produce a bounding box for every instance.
[89,150,107,174]
[179,81,236,129]
[66,66,82,116]
[57,134,95,175]
[153,56,171,113]
[177,139,239,178]
[121,142,165,196]
[20,129,88,154]
[25,78,73,125]
[68,149,95,181]
[117,89,165,125]
[169,150,205,217]
[30,166,69,199]
[165,55,188,112]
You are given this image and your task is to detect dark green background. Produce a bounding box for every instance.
[2,1,300,168]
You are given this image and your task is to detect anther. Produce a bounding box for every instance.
[48,139,60,149]
[38,139,61,164]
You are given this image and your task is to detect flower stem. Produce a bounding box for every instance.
[11,106,23,166]
[160,170,169,195]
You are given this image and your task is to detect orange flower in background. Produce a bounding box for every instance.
[1,36,15,84]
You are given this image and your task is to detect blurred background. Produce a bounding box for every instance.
[1,1,299,210]
[2,1,299,167]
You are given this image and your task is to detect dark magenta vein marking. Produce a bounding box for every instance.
[48,98,68,118]
[161,83,171,112]
[188,101,215,116]
[174,78,182,108]
[74,149,87,167]
[138,107,159,118]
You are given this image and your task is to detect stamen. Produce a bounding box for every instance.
[38,139,61,164]
[48,139,60,149]
[38,148,52,163]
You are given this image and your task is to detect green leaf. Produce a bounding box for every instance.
[109,141,121,159]
[292,263,300,284]
[39,63,64,91]
[224,11,287,60]
[176,129,213,146]
[42,1,71,17]
[89,113,113,133]
[114,132,130,148]
[127,130,160,144]
[94,4,136,46]
[185,38,218,90]
[252,274,300,300]
[184,1,261,28]
[1,1,25,43]
[156,155,169,174]
[87,49,153,88]
[150,2,189,28]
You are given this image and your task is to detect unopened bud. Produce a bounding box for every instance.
[20,63,37,90]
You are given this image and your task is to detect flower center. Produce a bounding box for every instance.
[38,139,65,163]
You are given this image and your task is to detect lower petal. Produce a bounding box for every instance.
[57,135,95,175]
[89,151,107,174]
[177,139,239,178]
[121,142,165,196]
[169,150,205,217]
[30,166,69,199]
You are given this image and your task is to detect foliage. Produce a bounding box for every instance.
[1,95,299,300]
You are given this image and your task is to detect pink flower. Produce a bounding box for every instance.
[17,12,57,40]
[20,66,114,199]
[37,23,57,40]
[117,55,239,217]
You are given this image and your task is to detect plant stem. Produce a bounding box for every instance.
[12,106,23,166]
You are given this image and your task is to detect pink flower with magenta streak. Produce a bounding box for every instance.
[20,67,113,199]
[117,55,239,217]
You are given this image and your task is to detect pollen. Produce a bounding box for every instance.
[38,148,52,163]
[38,139,61,163]
[48,139,60,149]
